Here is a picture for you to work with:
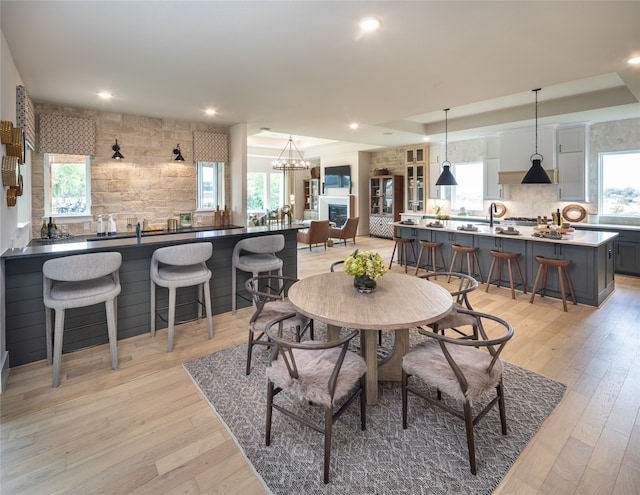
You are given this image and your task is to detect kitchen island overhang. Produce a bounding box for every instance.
[393,221,618,308]
[2,226,301,367]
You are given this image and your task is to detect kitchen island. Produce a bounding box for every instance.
[393,220,617,308]
[2,225,300,366]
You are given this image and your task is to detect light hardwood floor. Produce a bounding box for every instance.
[2,235,640,494]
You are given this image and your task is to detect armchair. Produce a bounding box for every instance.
[297,220,330,251]
[329,217,359,246]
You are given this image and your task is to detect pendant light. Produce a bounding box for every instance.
[435,108,457,186]
[111,139,124,160]
[521,88,552,184]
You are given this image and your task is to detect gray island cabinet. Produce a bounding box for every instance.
[2,226,300,367]
[395,221,617,307]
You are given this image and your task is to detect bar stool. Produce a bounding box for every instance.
[43,252,122,387]
[530,256,577,312]
[415,240,446,276]
[449,244,483,283]
[485,250,527,299]
[232,234,284,314]
[150,243,213,352]
[389,237,416,273]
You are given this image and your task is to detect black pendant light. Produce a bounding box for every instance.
[111,139,124,160]
[173,144,185,161]
[435,108,457,186]
[522,88,552,184]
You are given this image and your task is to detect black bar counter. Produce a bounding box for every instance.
[2,225,300,367]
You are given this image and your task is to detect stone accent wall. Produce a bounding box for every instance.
[369,147,404,176]
[32,103,230,237]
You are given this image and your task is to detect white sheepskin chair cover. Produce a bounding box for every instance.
[250,300,310,333]
[266,343,367,408]
[402,340,503,404]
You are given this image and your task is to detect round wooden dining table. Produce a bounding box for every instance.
[288,271,452,405]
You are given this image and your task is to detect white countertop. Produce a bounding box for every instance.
[394,220,618,247]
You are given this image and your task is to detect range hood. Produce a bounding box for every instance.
[498,169,559,185]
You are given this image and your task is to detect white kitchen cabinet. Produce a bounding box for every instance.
[557,125,585,153]
[557,151,585,201]
[405,146,426,165]
[499,126,555,172]
[484,158,503,199]
[428,144,442,199]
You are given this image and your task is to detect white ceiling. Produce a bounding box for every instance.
[2,1,639,154]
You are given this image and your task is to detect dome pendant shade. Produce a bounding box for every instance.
[435,162,458,186]
[522,88,551,184]
[522,157,552,184]
[436,108,457,186]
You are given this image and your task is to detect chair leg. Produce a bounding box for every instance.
[485,257,497,292]
[167,287,176,352]
[265,380,274,446]
[496,259,503,289]
[563,267,578,305]
[45,306,53,365]
[529,264,544,304]
[557,266,568,312]
[246,329,255,375]
[514,259,527,295]
[359,376,367,431]
[473,252,483,283]
[324,406,332,484]
[402,370,409,429]
[463,401,477,475]
[541,265,549,298]
[52,309,66,388]
[506,259,516,299]
[105,298,119,370]
[415,245,426,275]
[389,242,398,269]
[150,279,156,337]
[437,247,446,274]
[231,266,237,314]
[448,252,458,282]
[203,281,213,339]
[497,380,508,435]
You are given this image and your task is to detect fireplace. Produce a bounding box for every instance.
[328,204,347,228]
[319,195,352,225]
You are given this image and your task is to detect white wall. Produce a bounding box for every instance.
[1,30,25,391]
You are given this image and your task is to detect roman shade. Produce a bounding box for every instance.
[16,85,36,150]
[39,114,96,155]
[193,131,228,162]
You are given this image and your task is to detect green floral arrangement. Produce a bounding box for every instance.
[343,249,388,281]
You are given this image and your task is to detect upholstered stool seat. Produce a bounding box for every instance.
[389,237,416,273]
[232,234,284,314]
[150,243,213,352]
[415,240,446,276]
[485,250,527,299]
[530,256,577,312]
[449,244,483,283]
[43,252,122,387]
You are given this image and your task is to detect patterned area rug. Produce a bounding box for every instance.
[183,328,565,494]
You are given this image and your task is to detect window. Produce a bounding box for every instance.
[247,173,266,212]
[197,162,225,209]
[600,151,640,217]
[269,172,283,210]
[44,153,90,216]
[451,161,484,212]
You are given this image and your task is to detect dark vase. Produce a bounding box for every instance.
[354,274,377,293]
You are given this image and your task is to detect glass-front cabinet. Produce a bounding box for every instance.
[303,178,319,220]
[370,175,404,238]
[406,164,425,213]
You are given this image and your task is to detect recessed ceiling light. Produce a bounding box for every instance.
[628,56,640,64]
[349,123,359,130]
[205,108,216,115]
[359,16,382,32]
[98,92,113,99]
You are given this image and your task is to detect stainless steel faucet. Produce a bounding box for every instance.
[489,202,498,227]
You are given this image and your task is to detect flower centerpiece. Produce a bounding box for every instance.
[343,249,388,293]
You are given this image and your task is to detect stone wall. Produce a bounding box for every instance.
[32,103,230,237]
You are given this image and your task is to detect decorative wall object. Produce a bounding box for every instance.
[16,85,36,149]
[39,114,96,155]
[193,131,229,162]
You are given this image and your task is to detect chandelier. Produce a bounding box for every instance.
[272,136,310,171]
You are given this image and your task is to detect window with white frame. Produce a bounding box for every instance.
[269,172,284,210]
[600,151,640,217]
[247,172,266,213]
[197,161,225,209]
[44,153,91,216]
[451,161,484,212]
